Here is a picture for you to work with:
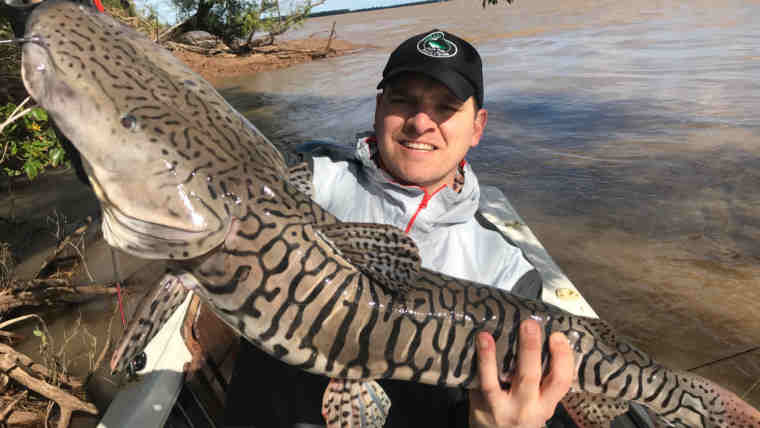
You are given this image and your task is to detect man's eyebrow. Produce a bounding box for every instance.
[441,94,465,105]
[386,85,412,96]
[384,84,463,105]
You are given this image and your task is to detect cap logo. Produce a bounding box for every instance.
[417,31,458,58]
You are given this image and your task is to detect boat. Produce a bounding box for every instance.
[96,185,602,428]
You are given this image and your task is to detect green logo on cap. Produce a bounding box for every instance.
[417,31,458,58]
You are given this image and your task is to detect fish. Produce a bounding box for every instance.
[10,1,760,427]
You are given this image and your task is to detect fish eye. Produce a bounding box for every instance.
[121,114,137,130]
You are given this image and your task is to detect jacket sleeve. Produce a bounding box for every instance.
[292,140,357,194]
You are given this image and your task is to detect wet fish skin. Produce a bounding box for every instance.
[109,272,189,373]
[15,2,760,428]
[19,0,286,260]
[193,211,760,428]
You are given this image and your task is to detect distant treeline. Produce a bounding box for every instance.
[308,0,449,18]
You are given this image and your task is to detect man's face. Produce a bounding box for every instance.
[374,73,487,193]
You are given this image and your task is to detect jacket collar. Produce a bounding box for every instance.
[354,135,481,235]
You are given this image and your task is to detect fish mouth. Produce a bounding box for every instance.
[15,0,234,260]
[100,201,228,260]
[89,173,228,260]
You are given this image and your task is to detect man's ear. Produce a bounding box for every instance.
[471,108,488,148]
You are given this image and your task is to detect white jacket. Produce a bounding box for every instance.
[298,137,540,297]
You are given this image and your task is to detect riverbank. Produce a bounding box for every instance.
[2,30,368,255]
[171,37,369,85]
[0,26,370,428]
[2,1,758,425]
[206,0,760,410]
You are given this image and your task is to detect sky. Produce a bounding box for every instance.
[134,0,416,25]
[310,0,413,13]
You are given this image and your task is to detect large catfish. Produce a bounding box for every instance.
[9,1,760,426]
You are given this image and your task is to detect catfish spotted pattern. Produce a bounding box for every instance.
[17,2,760,427]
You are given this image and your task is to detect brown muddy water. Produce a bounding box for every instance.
[0,0,757,422]
[220,0,760,407]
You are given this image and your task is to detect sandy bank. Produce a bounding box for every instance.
[171,37,370,86]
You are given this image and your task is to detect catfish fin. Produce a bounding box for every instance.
[561,392,630,428]
[287,161,313,197]
[314,222,421,296]
[109,273,190,373]
[322,378,391,428]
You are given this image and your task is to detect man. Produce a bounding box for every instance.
[226,29,573,427]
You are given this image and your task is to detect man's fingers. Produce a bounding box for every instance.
[476,332,502,401]
[471,326,574,428]
[541,332,574,403]
[513,319,543,402]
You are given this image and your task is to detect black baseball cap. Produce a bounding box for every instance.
[377,29,484,108]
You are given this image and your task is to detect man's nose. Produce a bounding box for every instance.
[406,110,436,134]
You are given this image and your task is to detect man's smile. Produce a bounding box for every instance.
[400,140,436,151]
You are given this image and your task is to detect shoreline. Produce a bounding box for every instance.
[171,37,371,86]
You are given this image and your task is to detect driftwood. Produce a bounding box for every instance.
[0,390,27,421]
[4,409,38,426]
[0,373,8,394]
[165,41,225,55]
[0,279,120,312]
[0,344,82,389]
[35,218,94,280]
[250,45,342,60]
[0,346,97,428]
[0,329,24,343]
[323,21,336,56]
[158,17,191,43]
[246,34,275,49]
[255,23,338,60]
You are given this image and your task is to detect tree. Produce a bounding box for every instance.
[0,0,138,181]
[259,0,325,40]
[169,0,322,48]
[170,0,250,44]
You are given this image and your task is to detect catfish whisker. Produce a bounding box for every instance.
[0,36,41,44]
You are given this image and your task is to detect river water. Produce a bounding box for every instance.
[218,0,760,405]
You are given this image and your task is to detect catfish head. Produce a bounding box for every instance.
[19,0,286,259]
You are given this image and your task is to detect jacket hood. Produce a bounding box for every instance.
[354,136,481,237]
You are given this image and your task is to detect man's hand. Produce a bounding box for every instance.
[469,319,574,428]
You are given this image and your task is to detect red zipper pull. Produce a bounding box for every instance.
[404,184,446,234]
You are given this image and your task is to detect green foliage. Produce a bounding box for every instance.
[239,0,274,40]
[102,0,138,16]
[33,326,49,347]
[214,0,258,41]
[172,0,256,42]
[0,15,10,37]
[0,13,68,180]
[171,0,315,44]
[0,16,20,78]
[258,0,315,37]
[1,104,67,180]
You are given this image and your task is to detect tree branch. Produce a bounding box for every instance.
[0,96,34,165]
[0,281,121,313]
[0,351,97,423]
[0,390,27,421]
